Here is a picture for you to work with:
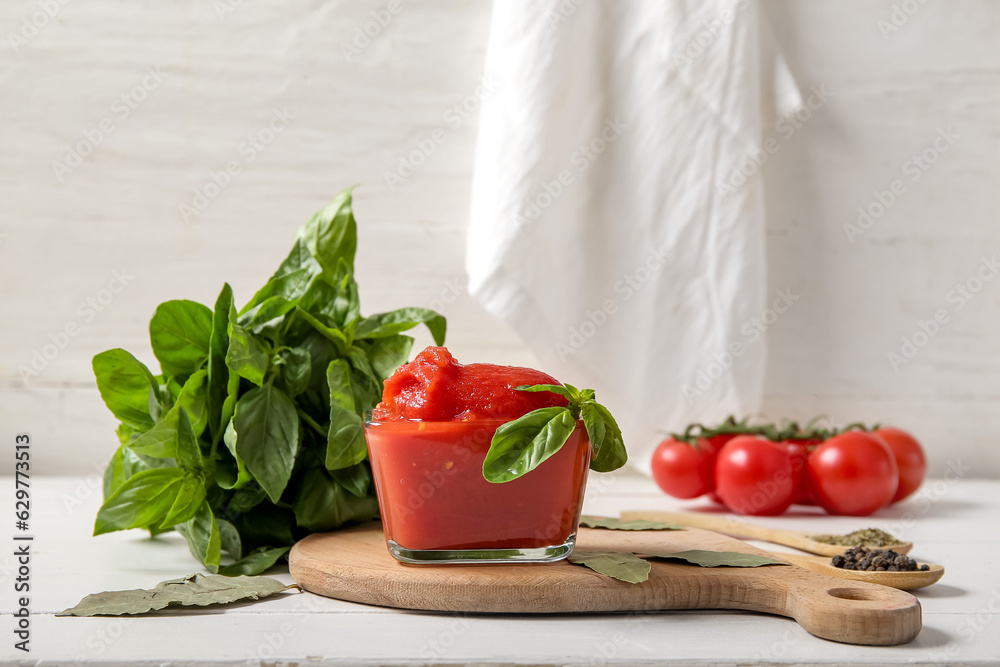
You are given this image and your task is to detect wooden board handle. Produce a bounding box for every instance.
[778,570,922,645]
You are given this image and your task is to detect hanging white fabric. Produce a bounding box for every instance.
[467,0,802,473]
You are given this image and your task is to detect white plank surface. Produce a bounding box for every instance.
[2,0,1000,475]
[1,473,998,665]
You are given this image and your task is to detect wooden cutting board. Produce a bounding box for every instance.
[289,522,921,646]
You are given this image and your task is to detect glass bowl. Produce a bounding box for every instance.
[365,419,591,564]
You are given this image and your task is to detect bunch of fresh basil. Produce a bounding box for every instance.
[91,187,445,575]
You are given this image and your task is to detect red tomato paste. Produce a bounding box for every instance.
[372,346,568,421]
[367,347,591,552]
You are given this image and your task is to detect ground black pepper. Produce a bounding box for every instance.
[831,546,930,572]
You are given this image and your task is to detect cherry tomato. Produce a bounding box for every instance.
[715,436,797,516]
[650,437,717,499]
[783,438,822,505]
[874,427,926,503]
[807,431,898,516]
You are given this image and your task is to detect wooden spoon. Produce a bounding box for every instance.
[764,551,944,590]
[619,510,913,557]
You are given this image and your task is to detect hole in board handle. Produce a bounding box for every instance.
[827,587,881,601]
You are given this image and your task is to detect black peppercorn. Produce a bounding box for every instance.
[831,546,925,572]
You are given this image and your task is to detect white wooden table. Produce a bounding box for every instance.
[2,473,998,666]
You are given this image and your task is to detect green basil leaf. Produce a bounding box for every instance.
[345,345,378,384]
[295,308,349,353]
[231,503,295,553]
[177,501,222,572]
[219,347,241,438]
[232,385,300,503]
[329,462,372,499]
[579,516,684,531]
[160,473,206,528]
[128,409,179,459]
[207,284,234,435]
[225,486,269,518]
[241,236,321,315]
[567,551,651,583]
[584,402,628,473]
[483,407,575,483]
[364,334,413,380]
[149,300,214,377]
[277,347,311,397]
[175,369,209,437]
[226,320,270,387]
[648,550,788,568]
[217,418,251,490]
[295,187,358,276]
[103,445,128,499]
[238,295,297,331]
[580,402,606,452]
[94,468,186,535]
[324,360,367,471]
[299,266,360,327]
[218,518,242,560]
[93,349,158,430]
[116,422,138,446]
[129,371,208,459]
[174,408,203,471]
[122,445,174,477]
[291,468,379,532]
[515,383,577,401]
[345,345,382,412]
[353,307,446,346]
[219,546,291,576]
[332,265,361,325]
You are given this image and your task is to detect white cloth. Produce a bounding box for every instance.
[467,0,801,473]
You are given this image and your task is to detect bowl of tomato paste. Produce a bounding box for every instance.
[366,347,593,563]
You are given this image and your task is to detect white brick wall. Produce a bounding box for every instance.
[1,0,997,476]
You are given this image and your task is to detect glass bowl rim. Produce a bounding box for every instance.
[364,417,586,428]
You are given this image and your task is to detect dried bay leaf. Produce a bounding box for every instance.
[57,573,300,617]
[649,550,788,568]
[579,516,685,531]
[567,550,651,583]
